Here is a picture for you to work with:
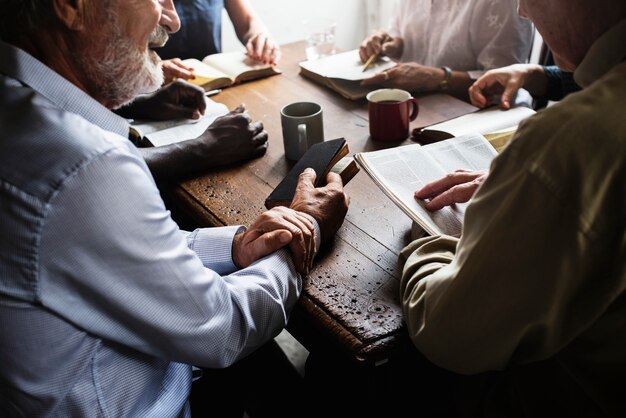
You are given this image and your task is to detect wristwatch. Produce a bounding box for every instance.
[439,66,452,91]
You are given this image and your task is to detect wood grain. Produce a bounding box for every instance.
[168,42,477,365]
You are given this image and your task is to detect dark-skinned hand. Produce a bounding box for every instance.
[289,168,349,245]
[116,80,206,121]
[139,104,268,181]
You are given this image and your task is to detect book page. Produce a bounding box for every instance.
[299,49,396,81]
[202,51,277,80]
[355,133,497,237]
[131,98,228,147]
[423,106,535,137]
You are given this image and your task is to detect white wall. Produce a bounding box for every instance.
[221,0,395,53]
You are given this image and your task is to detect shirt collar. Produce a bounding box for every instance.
[0,40,130,138]
[575,19,626,88]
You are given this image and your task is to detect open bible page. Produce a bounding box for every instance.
[131,98,229,147]
[300,49,395,81]
[355,133,497,237]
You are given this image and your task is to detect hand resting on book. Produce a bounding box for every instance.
[414,169,488,211]
[235,168,349,274]
[290,168,349,245]
[138,105,268,181]
[162,59,196,84]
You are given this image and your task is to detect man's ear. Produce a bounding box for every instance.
[51,0,87,31]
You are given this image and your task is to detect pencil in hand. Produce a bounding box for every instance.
[362,35,390,72]
[362,53,379,72]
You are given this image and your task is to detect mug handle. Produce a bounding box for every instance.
[297,124,308,157]
[408,97,419,121]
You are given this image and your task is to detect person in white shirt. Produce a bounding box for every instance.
[360,0,533,102]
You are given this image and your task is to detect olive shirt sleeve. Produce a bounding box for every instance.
[398,96,625,374]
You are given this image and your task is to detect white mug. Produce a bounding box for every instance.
[280,102,324,161]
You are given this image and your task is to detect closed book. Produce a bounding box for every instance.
[265,138,358,209]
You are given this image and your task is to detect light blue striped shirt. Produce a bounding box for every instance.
[0,40,305,417]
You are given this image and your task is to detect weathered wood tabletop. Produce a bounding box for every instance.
[166,41,477,365]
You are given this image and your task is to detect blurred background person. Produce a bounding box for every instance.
[160,0,280,83]
[360,0,533,102]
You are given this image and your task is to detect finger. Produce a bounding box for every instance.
[231,104,245,114]
[170,58,194,72]
[424,183,476,211]
[250,120,264,135]
[270,47,281,65]
[291,211,316,272]
[261,41,276,64]
[251,141,268,158]
[371,34,385,55]
[251,229,294,260]
[253,129,268,145]
[255,36,268,62]
[244,34,258,59]
[324,171,344,187]
[468,83,488,108]
[359,45,368,63]
[414,172,481,199]
[362,40,376,61]
[270,208,313,274]
[297,167,317,190]
[500,82,522,110]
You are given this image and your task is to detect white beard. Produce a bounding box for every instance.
[75,9,166,109]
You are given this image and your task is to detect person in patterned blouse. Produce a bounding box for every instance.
[359,0,534,102]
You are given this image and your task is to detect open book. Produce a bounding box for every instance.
[412,105,536,151]
[182,51,281,91]
[130,98,228,147]
[299,49,396,100]
[355,133,497,237]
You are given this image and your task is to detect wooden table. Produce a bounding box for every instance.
[167,42,477,366]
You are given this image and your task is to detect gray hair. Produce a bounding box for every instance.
[0,0,54,40]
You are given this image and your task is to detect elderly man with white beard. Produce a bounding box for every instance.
[0,1,349,417]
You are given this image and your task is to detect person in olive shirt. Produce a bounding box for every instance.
[402,0,626,416]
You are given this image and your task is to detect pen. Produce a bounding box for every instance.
[204,89,222,97]
[362,35,390,72]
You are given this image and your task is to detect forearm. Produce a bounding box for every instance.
[445,70,474,102]
[539,66,581,101]
[521,64,549,98]
[225,0,268,43]
[138,139,217,181]
[113,95,151,119]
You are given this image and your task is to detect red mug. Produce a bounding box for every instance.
[367,89,419,141]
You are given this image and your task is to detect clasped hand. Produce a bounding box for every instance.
[233,168,349,275]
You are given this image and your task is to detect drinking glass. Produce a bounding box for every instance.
[303,18,336,60]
